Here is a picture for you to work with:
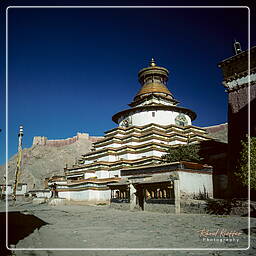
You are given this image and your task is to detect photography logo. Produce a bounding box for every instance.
[197,229,242,243]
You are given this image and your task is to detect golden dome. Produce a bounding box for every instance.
[129,59,175,106]
[135,82,172,98]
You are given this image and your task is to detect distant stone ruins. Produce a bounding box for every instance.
[33,133,101,147]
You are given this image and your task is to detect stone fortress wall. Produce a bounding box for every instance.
[33,132,102,147]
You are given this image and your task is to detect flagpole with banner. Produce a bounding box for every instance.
[12,125,23,204]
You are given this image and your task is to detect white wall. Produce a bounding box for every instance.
[178,171,213,197]
[96,170,109,178]
[96,143,121,150]
[2,184,27,196]
[84,172,97,179]
[168,140,187,146]
[97,155,116,162]
[83,149,166,169]
[84,160,94,165]
[109,170,120,177]
[59,189,111,201]
[119,110,191,127]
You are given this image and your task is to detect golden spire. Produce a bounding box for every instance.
[150,58,156,67]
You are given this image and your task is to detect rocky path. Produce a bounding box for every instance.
[1,202,255,256]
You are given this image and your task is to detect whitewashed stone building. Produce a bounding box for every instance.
[47,59,214,207]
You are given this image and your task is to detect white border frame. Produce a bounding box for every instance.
[5,5,251,252]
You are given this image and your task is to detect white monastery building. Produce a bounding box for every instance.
[47,59,213,208]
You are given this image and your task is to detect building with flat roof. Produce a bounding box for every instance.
[218,43,256,198]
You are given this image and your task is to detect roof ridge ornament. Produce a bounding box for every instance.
[150,58,156,67]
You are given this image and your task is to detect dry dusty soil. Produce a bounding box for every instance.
[1,201,256,256]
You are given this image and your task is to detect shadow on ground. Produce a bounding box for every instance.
[0,211,47,256]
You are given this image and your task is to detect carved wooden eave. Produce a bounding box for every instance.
[218,45,256,83]
[224,79,256,93]
[128,94,180,107]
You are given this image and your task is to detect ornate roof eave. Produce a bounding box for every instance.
[221,67,256,85]
[112,105,197,124]
[218,46,256,68]
[227,80,256,92]
[128,93,180,107]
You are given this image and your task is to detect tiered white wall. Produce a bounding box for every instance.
[109,170,120,177]
[119,110,191,127]
[96,170,109,178]
[95,138,170,150]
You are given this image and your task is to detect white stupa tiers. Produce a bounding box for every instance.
[49,59,211,202]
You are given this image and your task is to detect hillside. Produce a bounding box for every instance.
[204,123,228,143]
[0,134,101,191]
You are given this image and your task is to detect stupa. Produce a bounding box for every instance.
[47,59,212,203]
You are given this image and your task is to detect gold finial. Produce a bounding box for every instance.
[150,58,156,67]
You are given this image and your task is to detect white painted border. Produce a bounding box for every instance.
[5,5,251,252]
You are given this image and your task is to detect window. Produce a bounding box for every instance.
[17,184,22,191]
[152,112,155,117]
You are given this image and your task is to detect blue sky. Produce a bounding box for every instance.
[0,3,253,164]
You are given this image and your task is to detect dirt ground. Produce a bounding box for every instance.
[1,201,256,256]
